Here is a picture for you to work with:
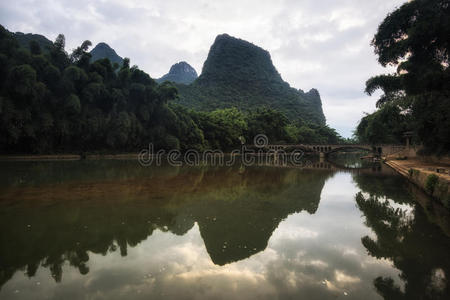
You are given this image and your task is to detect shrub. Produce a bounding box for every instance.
[425,174,439,194]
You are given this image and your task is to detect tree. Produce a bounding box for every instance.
[355,104,412,144]
[65,94,81,115]
[53,34,65,51]
[7,64,37,99]
[246,108,289,143]
[70,40,92,63]
[50,34,70,71]
[362,0,450,154]
[192,107,247,150]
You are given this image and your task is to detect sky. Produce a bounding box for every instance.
[0,0,406,138]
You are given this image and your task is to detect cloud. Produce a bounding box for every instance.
[0,0,406,137]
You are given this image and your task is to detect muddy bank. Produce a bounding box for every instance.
[0,153,139,161]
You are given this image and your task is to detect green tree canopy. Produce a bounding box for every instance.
[359,0,450,154]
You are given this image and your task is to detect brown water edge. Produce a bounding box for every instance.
[0,153,140,161]
[0,152,247,161]
[0,163,328,204]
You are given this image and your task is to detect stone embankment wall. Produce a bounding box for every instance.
[386,160,449,208]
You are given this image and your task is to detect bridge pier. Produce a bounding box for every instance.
[319,154,325,164]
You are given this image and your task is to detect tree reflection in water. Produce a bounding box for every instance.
[354,171,450,300]
[1,158,449,300]
[0,161,331,289]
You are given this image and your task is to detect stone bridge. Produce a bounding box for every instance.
[258,158,398,176]
[261,144,405,157]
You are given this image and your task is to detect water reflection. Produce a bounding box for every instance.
[353,171,450,300]
[327,152,370,169]
[0,158,448,299]
[0,161,332,289]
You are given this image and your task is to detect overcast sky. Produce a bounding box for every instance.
[0,0,406,137]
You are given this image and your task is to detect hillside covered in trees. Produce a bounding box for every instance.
[355,0,449,155]
[175,34,326,125]
[0,25,343,154]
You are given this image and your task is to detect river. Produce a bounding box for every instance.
[0,156,449,299]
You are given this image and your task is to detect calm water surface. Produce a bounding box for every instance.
[0,157,449,300]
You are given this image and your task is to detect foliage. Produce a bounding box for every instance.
[246,108,289,143]
[0,25,205,153]
[354,103,412,144]
[359,0,450,154]
[189,106,345,150]
[189,107,246,150]
[245,107,344,145]
[425,174,439,194]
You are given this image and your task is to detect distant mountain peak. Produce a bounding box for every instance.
[157,61,198,85]
[299,88,323,109]
[96,42,109,47]
[169,61,198,77]
[176,33,326,124]
[199,33,279,84]
[90,42,123,65]
[307,88,320,97]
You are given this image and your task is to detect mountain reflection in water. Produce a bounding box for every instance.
[0,158,448,300]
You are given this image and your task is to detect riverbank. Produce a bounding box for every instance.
[385,158,450,208]
[0,153,139,161]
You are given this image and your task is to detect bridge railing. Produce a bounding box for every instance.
[262,144,405,147]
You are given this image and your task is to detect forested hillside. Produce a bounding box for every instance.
[0,25,343,154]
[176,34,326,125]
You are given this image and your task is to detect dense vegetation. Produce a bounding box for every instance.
[176,34,326,125]
[0,25,343,154]
[355,103,413,144]
[355,0,450,154]
[0,25,201,153]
